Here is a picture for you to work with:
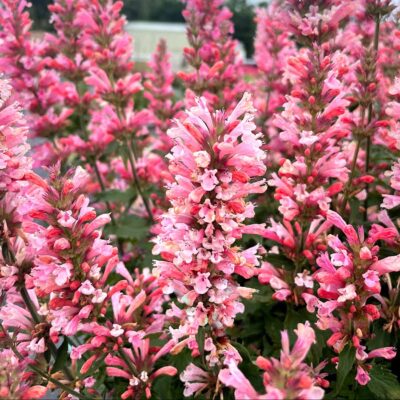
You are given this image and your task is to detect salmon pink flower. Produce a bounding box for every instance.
[154,93,266,369]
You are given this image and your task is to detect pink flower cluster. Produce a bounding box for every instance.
[153,93,266,357]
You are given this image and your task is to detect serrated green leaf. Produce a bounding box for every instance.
[169,348,192,373]
[368,364,400,400]
[336,345,356,395]
[105,214,150,240]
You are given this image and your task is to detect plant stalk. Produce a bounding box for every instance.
[124,139,154,223]
[364,13,381,220]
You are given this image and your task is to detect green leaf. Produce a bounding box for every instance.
[51,337,69,373]
[368,364,400,400]
[105,214,150,240]
[169,348,192,373]
[231,341,253,362]
[94,187,136,204]
[284,305,315,332]
[335,345,356,395]
[265,253,295,270]
[196,327,205,357]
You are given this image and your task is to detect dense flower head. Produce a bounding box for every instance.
[153,93,266,377]
[258,0,358,309]
[283,1,355,44]
[76,0,134,75]
[26,165,118,340]
[0,0,74,138]
[0,79,31,195]
[305,211,398,384]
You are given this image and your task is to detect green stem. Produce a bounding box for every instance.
[0,325,91,400]
[92,159,117,226]
[112,101,154,223]
[340,138,362,215]
[364,14,381,220]
[20,286,41,324]
[28,364,90,400]
[124,139,154,223]
[117,347,138,376]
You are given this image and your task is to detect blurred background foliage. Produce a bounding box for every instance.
[31,0,267,57]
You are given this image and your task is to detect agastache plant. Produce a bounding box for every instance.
[77,0,156,223]
[0,0,400,398]
[261,0,354,303]
[153,92,266,395]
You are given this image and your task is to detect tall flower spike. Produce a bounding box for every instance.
[26,166,118,342]
[144,39,183,153]
[261,0,354,303]
[253,2,295,150]
[0,77,70,396]
[306,210,398,385]
[178,0,244,110]
[0,0,73,140]
[77,0,156,222]
[153,93,266,389]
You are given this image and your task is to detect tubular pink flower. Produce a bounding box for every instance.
[367,347,396,359]
[370,255,400,274]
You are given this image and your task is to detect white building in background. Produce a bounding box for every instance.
[126,21,247,71]
[126,22,187,70]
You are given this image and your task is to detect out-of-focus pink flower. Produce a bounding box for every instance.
[144,39,183,153]
[179,0,245,110]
